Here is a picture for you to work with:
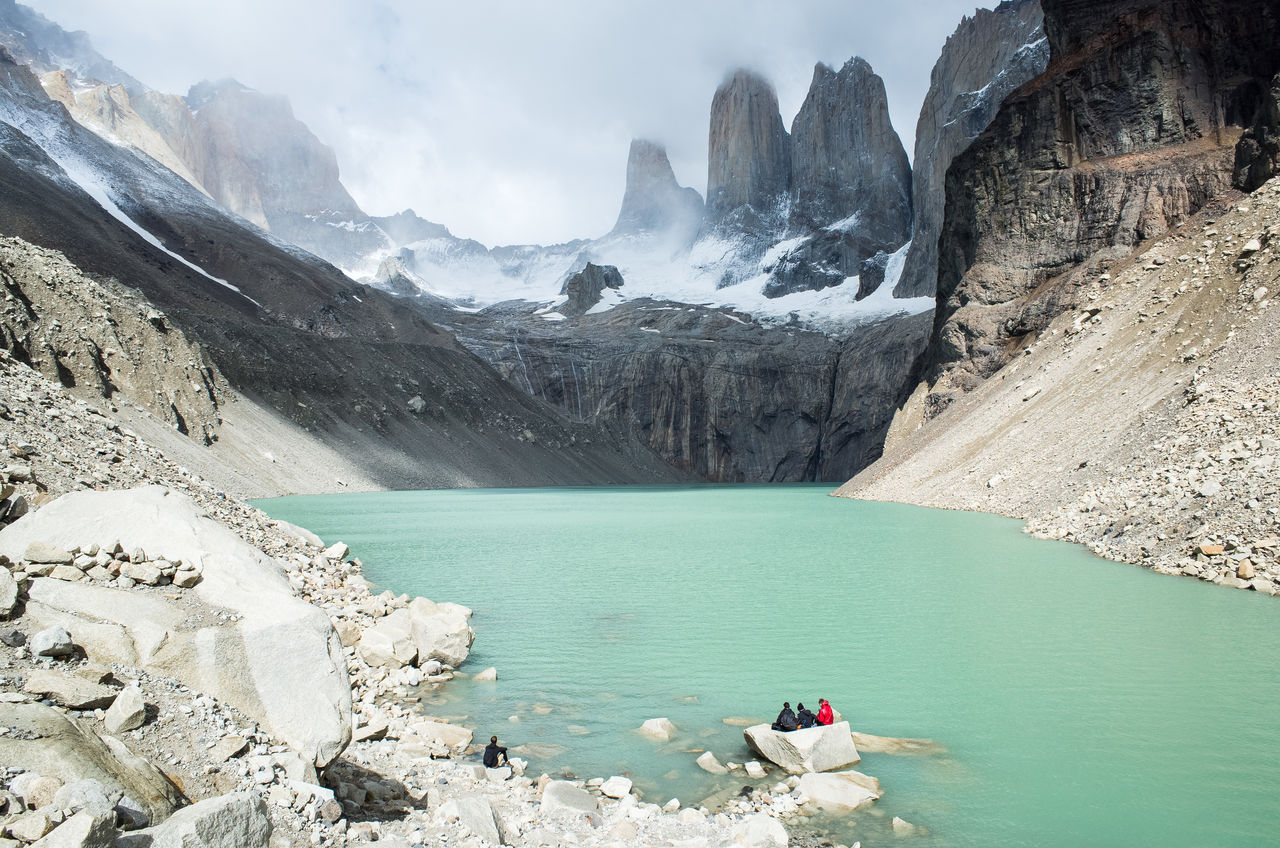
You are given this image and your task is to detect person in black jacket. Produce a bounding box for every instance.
[771,702,799,732]
[483,735,508,768]
[796,702,818,728]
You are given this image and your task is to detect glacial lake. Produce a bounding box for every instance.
[256,485,1280,847]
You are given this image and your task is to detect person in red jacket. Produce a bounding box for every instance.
[816,698,834,726]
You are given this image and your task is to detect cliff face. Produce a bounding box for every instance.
[455,303,932,483]
[611,139,703,243]
[705,70,792,225]
[789,58,911,239]
[0,0,143,95]
[922,0,1280,409]
[894,0,1047,298]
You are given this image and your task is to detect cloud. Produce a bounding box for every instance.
[28,0,1001,246]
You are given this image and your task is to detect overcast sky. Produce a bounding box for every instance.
[30,0,1001,246]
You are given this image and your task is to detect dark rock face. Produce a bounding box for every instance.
[705,70,791,224]
[611,140,703,243]
[560,263,623,316]
[1235,73,1280,191]
[922,0,1280,406]
[455,303,932,482]
[789,58,911,239]
[895,0,1048,298]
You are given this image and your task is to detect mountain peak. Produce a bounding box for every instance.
[610,139,703,240]
[705,68,791,223]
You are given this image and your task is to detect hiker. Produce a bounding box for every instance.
[816,698,834,726]
[796,702,818,728]
[483,735,508,768]
[771,701,799,732]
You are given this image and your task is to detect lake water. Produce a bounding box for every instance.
[256,485,1280,847]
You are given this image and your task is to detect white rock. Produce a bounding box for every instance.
[116,792,270,848]
[599,776,632,798]
[892,815,918,835]
[745,761,767,779]
[677,807,705,825]
[731,813,789,847]
[358,608,417,668]
[0,565,18,614]
[1,488,352,767]
[405,720,472,754]
[696,751,728,774]
[273,521,323,549]
[795,770,881,811]
[322,542,349,561]
[31,625,76,657]
[407,597,474,668]
[743,722,860,775]
[27,809,115,848]
[540,780,601,826]
[638,717,676,741]
[103,683,146,734]
[439,795,505,844]
[473,666,498,681]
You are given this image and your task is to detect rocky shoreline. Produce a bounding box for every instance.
[0,348,906,847]
[843,179,1280,600]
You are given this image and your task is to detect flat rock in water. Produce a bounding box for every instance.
[638,717,676,741]
[24,669,118,711]
[743,721,860,775]
[850,731,945,755]
[796,770,881,811]
[696,751,728,774]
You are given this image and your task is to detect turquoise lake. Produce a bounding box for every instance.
[256,485,1280,847]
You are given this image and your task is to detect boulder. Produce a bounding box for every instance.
[9,812,55,842]
[102,684,146,734]
[51,779,118,817]
[11,773,63,808]
[24,542,73,565]
[358,608,417,668]
[28,810,115,848]
[730,813,789,847]
[743,721,860,774]
[539,780,600,826]
[407,597,474,668]
[0,566,19,615]
[116,792,271,848]
[439,795,505,845]
[208,735,249,763]
[322,542,349,562]
[23,670,118,710]
[0,702,182,825]
[599,776,632,798]
[638,717,676,741]
[404,720,472,755]
[850,732,945,756]
[745,761,767,778]
[30,625,75,657]
[0,488,352,767]
[473,666,498,681]
[273,521,322,549]
[892,815,919,835]
[795,770,881,811]
[696,751,728,774]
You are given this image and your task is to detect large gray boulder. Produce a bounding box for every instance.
[407,597,474,669]
[116,792,271,848]
[0,702,182,825]
[28,809,115,848]
[0,564,17,615]
[0,487,352,767]
[743,721,860,775]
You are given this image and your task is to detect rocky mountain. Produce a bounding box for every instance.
[0,45,682,493]
[894,0,1048,299]
[610,139,704,244]
[705,69,792,227]
[917,0,1280,414]
[763,58,913,300]
[0,0,142,94]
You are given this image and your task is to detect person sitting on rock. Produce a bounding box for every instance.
[771,701,799,732]
[796,702,818,728]
[816,698,834,726]
[483,735,508,768]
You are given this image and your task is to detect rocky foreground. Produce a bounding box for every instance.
[0,348,913,847]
